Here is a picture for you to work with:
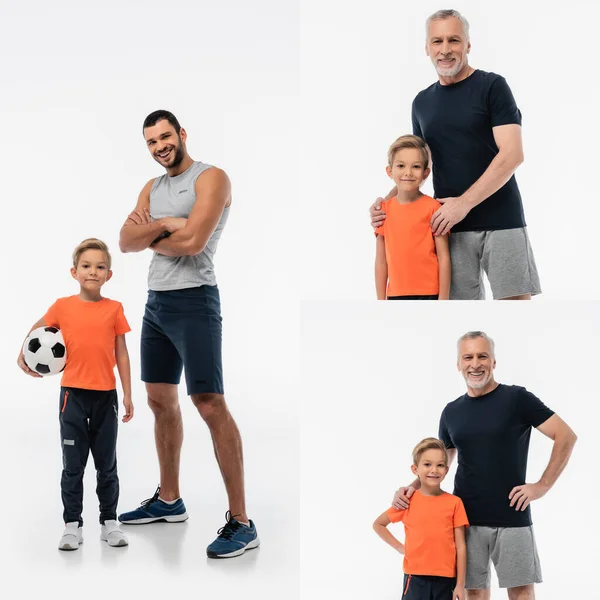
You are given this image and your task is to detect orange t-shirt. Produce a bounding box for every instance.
[386,490,469,578]
[375,195,441,297]
[44,295,131,391]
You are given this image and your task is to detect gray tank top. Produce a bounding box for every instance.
[148,161,230,291]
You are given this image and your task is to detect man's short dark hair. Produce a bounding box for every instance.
[143,110,181,134]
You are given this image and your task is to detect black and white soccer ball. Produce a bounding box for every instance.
[23,327,67,376]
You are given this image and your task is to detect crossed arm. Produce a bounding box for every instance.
[119,168,231,257]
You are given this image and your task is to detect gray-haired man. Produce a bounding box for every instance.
[392,332,576,599]
[371,10,541,300]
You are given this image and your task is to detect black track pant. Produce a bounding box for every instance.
[402,574,457,600]
[59,387,119,526]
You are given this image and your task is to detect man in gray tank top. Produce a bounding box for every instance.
[117,110,259,558]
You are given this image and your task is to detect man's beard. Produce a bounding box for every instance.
[436,58,464,77]
[169,143,185,168]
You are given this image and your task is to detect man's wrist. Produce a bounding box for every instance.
[536,480,551,494]
[460,192,479,210]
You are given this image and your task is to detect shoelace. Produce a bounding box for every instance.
[216,510,243,540]
[140,485,161,508]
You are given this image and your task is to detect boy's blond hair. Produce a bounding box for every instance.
[72,238,112,270]
[387,135,430,170]
[412,437,448,466]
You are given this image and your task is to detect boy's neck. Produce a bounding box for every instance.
[79,288,103,302]
[418,483,444,497]
[395,189,424,204]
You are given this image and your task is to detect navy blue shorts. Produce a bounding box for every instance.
[141,285,224,396]
[402,574,456,599]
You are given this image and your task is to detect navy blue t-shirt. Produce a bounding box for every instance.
[412,70,526,232]
[438,384,554,527]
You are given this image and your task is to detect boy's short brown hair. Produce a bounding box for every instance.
[387,134,430,170]
[72,238,112,270]
[412,437,448,466]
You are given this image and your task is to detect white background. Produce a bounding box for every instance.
[301,301,597,599]
[0,1,300,598]
[300,0,600,300]
[1,1,598,598]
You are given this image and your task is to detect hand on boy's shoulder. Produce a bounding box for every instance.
[392,485,417,510]
[370,197,386,229]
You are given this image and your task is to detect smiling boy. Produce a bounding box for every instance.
[17,238,133,550]
[374,438,468,600]
[375,134,450,300]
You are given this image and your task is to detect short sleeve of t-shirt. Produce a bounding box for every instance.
[44,298,64,328]
[386,506,406,524]
[438,409,455,449]
[489,76,522,128]
[453,497,469,528]
[517,387,554,428]
[411,99,423,138]
[115,303,131,336]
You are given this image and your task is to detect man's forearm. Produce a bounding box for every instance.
[462,151,523,209]
[538,430,577,492]
[151,229,198,257]
[120,220,167,253]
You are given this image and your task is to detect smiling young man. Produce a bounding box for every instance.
[117,110,259,559]
[370,10,541,300]
[391,332,577,599]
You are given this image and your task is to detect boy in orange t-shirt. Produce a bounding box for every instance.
[373,438,468,600]
[375,135,451,300]
[17,239,133,551]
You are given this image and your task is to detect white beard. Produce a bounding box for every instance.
[436,59,463,78]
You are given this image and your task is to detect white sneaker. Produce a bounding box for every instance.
[101,520,129,547]
[58,522,83,551]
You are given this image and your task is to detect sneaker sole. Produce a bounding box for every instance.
[58,539,83,551]
[101,535,129,547]
[207,536,260,559]
[119,512,189,525]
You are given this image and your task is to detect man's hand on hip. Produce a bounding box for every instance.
[392,485,417,510]
[430,196,471,236]
[508,482,548,511]
[370,198,386,229]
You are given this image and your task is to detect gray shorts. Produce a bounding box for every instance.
[466,525,543,589]
[449,227,541,300]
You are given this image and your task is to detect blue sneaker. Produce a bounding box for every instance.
[206,511,260,558]
[118,486,189,524]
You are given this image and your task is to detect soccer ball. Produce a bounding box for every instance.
[23,327,67,376]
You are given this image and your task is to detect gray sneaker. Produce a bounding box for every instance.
[101,520,129,547]
[58,522,83,551]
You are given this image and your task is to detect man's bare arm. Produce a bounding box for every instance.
[461,124,524,209]
[534,414,577,491]
[509,414,577,511]
[119,179,168,253]
[430,124,525,235]
[151,168,230,257]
